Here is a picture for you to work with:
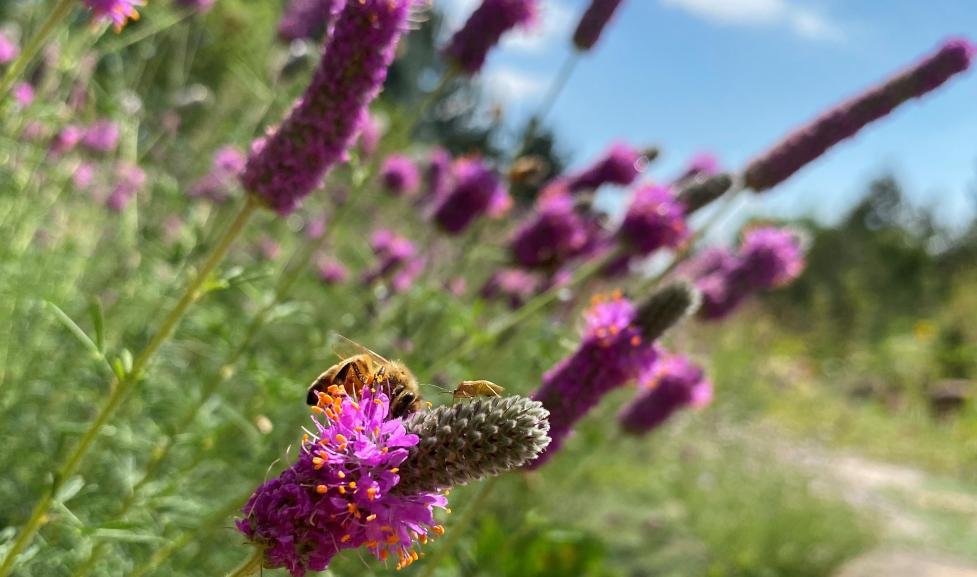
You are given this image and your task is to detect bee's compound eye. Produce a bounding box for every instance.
[306,387,320,405]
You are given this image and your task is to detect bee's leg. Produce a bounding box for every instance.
[347,363,368,400]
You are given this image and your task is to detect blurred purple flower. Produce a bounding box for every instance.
[13,83,34,106]
[380,154,420,196]
[241,0,413,215]
[82,0,143,31]
[315,253,349,284]
[259,237,281,260]
[444,0,537,75]
[362,229,416,285]
[355,113,382,158]
[565,142,644,193]
[619,352,712,435]
[745,38,976,192]
[431,158,507,234]
[50,125,85,156]
[734,226,805,290]
[175,0,215,12]
[238,386,446,575]
[421,148,452,205]
[510,192,590,269]
[446,276,467,297]
[572,0,623,52]
[73,162,96,190]
[392,256,426,293]
[0,32,18,64]
[278,0,340,41]
[190,146,246,203]
[106,164,146,212]
[480,268,538,309]
[673,151,720,185]
[616,184,689,256]
[305,216,327,239]
[82,120,120,154]
[529,293,657,468]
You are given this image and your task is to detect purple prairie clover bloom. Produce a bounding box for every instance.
[73,163,96,190]
[241,0,413,215]
[278,0,340,41]
[432,158,507,234]
[82,0,143,31]
[305,216,327,239]
[565,142,644,193]
[82,120,120,154]
[362,229,416,285]
[190,146,246,203]
[422,148,453,205]
[237,386,447,576]
[105,164,146,212]
[13,83,34,107]
[673,151,720,185]
[510,192,589,269]
[444,0,537,75]
[315,254,349,284]
[50,125,85,156]
[529,293,657,468]
[380,154,420,196]
[572,0,623,52]
[679,248,746,321]
[617,184,689,256]
[480,268,538,309]
[0,32,18,64]
[619,353,713,435]
[392,256,426,293]
[745,38,976,192]
[734,226,805,290]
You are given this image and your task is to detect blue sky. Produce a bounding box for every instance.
[439,0,977,236]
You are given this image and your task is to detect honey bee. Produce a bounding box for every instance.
[306,335,422,419]
[452,380,505,399]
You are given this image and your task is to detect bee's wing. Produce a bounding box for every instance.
[331,333,390,364]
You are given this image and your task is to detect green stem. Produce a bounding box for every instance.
[417,476,500,577]
[0,196,259,577]
[224,549,263,577]
[0,0,75,106]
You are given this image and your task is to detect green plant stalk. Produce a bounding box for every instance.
[70,220,330,577]
[424,250,614,377]
[0,196,260,577]
[416,476,500,577]
[224,549,263,577]
[0,0,75,106]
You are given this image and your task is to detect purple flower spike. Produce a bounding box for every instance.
[82,120,120,154]
[673,151,720,185]
[745,38,976,192]
[734,226,804,290]
[241,0,413,215]
[422,148,453,205]
[529,294,657,468]
[0,32,18,64]
[106,164,146,212]
[432,158,507,235]
[619,353,712,435]
[190,146,247,203]
[380,154,420,196]
[510,192,590,269]
[572,0,623,52]
[444,0,537,75]
[238,386,447,576]
[565,142,644,193]
[356,114,382,158]
[362,229,417,286]
[617,184,689,256]
[278,0,340,41]
[315,254,349,285]
[480,268,539,309]
[82,0,143,31]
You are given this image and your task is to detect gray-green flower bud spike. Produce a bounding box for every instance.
[635,281,701,341]
[677,173,734,215]
[394,396,550,495]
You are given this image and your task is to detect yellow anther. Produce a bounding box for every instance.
[340,534,351,543]
[316,484,328,494]
[366,513,377,522]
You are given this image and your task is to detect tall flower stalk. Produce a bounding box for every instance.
[0,195,260,577]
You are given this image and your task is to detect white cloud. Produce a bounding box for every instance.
[481,67,548,102]
[661,0,844,41]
